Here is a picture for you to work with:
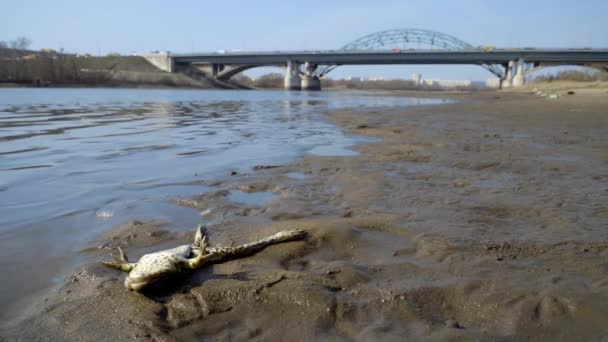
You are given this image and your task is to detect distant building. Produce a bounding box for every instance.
[412,72,422,86]
[367,76,385,82]
[424,79,472,88]
[345,76,361,82]
[486,78,501,88]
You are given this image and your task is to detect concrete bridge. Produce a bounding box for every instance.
[143,29,608,90]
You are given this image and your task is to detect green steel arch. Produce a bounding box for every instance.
[316,28,504,78]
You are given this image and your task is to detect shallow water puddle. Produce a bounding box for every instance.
[227,190,278,206]
[285,172,311,180]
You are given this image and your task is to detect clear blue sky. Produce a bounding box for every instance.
[3,0,607,80]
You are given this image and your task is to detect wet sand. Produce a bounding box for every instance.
[2,86,608,341]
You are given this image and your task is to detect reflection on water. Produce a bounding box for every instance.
[0,88,444,315]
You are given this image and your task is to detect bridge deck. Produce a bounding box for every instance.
[171,49,608,66]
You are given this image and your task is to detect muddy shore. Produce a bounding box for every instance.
[2,86,608,341]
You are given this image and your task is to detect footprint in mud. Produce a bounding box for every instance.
[165,293,209,328]
[533,296,574,323]
[414,235,458,262]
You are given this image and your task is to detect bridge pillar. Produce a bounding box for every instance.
[284,60,301,90]
[512,59,526,87]
[501,60,515,89]
[301,62,321,90]
[301,75,321,91]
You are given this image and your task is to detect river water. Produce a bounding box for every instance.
[0,88,442,316]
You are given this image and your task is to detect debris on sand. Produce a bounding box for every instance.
[252,165,282,170]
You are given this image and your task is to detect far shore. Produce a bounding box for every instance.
[2,78,607,94]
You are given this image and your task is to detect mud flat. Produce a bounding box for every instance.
[2,86,608,341]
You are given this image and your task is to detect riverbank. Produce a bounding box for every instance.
[2,87,608,340]
[0,54,231,89]
[0,70,223,89]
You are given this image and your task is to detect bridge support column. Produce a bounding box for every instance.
[284,60,301,90]
[301,75,321,91]
[512,59,526,87]
[501,60,515,89]
[301,62,321,90]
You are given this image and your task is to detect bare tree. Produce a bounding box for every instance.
[0,41,8,49]
[253,73,283,88]
[10,37,32,50]
[233,74,253,86]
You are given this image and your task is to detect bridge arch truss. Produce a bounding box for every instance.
[316,28,505,78]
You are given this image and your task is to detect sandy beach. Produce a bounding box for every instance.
[2,85,608,341]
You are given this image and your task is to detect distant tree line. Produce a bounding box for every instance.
[0,36,33,50]
[0,36,161,86]
[240,69,608,90]
[532,69,608,83]
[0,41,83,85]
[233,72,487,91]
[0,36,74,84]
